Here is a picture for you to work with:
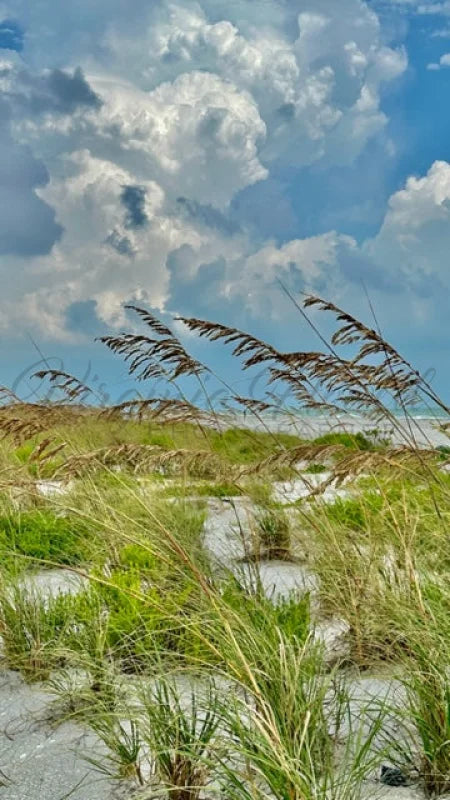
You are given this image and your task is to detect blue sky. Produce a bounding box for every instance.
[1,0,450,403]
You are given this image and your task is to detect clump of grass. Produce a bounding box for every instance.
[209,427,304,466]
[64,482,208,576]
[0,510,99,573]
[323,493,384,531]
[253,508,292,560]
[311,431,375,451]
[246,481,276,508]
[87,717,145,785]
[403,652,450,796]
[63,566,212,674]
[309,527,407,666]
[221,577,311,645]
[305,463,328,474]
[140,677,221,800]
[89,677,221,798]
[209,598,386,800]
[162,481,244,499]
[243,483,297,561]
[55,590,122,707]
[47,663,118,721]
[91,569,169,671]
[304,472,450,665]
[385,589,450,797]
[0,582,77,680]
[13,439,66,478]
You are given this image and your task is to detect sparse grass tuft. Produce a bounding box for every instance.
[0,582,78,680]
[254,508,292,560]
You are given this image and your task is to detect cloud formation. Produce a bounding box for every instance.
[121,186,148,229]
[366,160,450,295]
[5,0,448,348]
[0,90,62,257]
[427,51,450,68]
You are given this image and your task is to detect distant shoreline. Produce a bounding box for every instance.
[219,411,450,448]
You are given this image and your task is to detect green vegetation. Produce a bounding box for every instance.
[0,414,306,481]
[221,578,310,645]
[310,431,374,450]
[0,583,81,680]
[162,480,244,498]
[0,510,97,573]
[321,492,384,530]
[2,298,450,799]
[254,507,292,559]
[402,644,450,795]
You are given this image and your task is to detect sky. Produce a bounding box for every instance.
[1,0,450,404]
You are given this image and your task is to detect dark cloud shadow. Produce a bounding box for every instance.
[105,229,136,257]
[121,185,147,228]
[19,66,102,115]
[0,19,24,51]
[176,197,241,235]
[0,99,63,256]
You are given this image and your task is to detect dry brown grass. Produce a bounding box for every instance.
[56,444,234,480]
[0,296,448,491]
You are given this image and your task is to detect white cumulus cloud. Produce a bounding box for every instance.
[427,51,450,68]
[366,160,450,292]
[0,0,411,340]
